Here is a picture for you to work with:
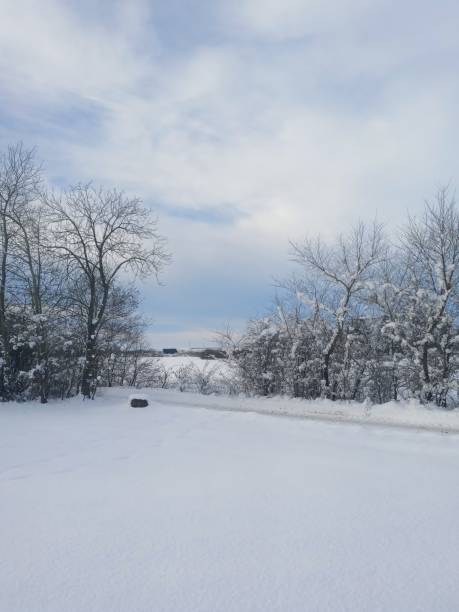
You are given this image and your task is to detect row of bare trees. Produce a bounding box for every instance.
[0,143,168,402]
[224,189,459,407]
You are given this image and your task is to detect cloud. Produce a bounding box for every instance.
[1,0,459,344]
[0,1,149,103]
[158,203,247,225]
[223,0,378,41]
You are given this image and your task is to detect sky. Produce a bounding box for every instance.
[1,0,459,347]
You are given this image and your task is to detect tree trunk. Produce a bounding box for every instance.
[322,352,330,396]
[421,344,432,402]
[0,217,9,400]
[81,334,97,399]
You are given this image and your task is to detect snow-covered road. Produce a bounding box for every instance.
[1,389,459,611]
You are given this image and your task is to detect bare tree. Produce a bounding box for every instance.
[44,184,170,398]
[8,206,52,402]
[291,221,385,399]
[400,188,459,403]
[0,144,41,399]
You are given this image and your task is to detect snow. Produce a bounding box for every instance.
[128,392,149,402]
[1,388,459,611]
[152,389,459,433]
[129,391,150,402]
[156,354,231,374]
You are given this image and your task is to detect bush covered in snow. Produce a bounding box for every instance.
[222,190,459,408]
[129,357,240,396]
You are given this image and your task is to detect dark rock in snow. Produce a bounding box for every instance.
[130,394,149,408]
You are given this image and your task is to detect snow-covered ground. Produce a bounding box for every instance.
[2,388,459,611]
[156,354,232,374]
[152,388,459,433]
[157,354,227,367]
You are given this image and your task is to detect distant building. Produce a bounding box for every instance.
[162,348,178,355]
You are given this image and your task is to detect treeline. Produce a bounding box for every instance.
[224,190,459,407]
[0,143,168,402]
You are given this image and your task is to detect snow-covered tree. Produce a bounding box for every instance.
[44,184,169,398]
[231,195,459,408]
[291,221,385,399]
[0,143,169,402]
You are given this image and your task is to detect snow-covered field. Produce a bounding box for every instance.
[2,388,459,611]
[156,354,232,375]
[156,355,229,369]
